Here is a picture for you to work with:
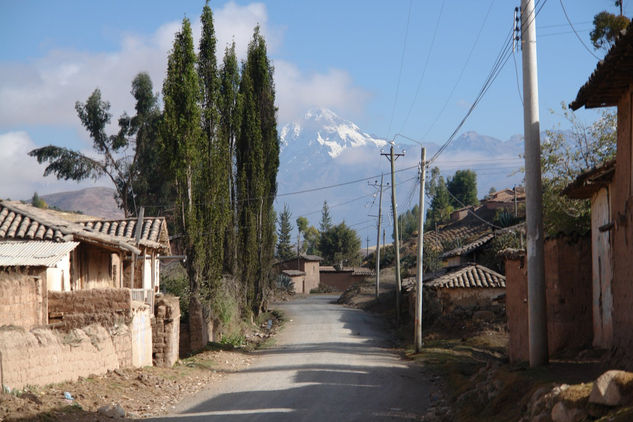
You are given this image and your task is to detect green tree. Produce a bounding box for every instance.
[161,17,204,301]
[591,2,630,51]
[398,205,419,241]
[118,72,164,216]
[31,192,47,209]
[446,169,478,208]
[319,222,361,266]
[198,2,228,290]
[319,200,333,232]
[218,42,240,274]
[277,204,294,260]
[296,216,320,255]
[424,167,453,231]
[542,104,617,235]
[246,27,279,313]
[29,88,137,216]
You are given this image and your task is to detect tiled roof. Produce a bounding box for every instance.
[0,241,79,267]
[562,160,616,200]
[425,264,505,289]
[485,187,525,203]
[441,233,495,259]
[0,201,170,255]
[570,23,633,110]
[278,254,323,264]
[79,218,170,252]
[282,269,305,277]
[425,222,491,252]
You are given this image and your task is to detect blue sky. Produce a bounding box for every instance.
[0,0,621,200]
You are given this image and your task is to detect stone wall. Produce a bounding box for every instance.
[152,295,180,367]
[48,288,132,330]
[505,236,593,363]
[0,272,46,329]
[0,324,119,390]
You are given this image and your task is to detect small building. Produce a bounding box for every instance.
[483,187,525,213]
[281,269,307,294]
[440,233,495,267]
[276,254,322,293]
[570,22,633,360]
[319,266,374,292]
[562,160,615,349]
[422,264,506,313]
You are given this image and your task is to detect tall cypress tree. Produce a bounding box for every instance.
[219,42,240,274]
[198,1,227,292]
[277,204,293,260]
[241,27,280,312]
[161,17,204,298]
[236,69,264,311]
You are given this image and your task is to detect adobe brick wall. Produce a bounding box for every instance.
[0,324,119,390]
[48,288,132,330]
[152,295,180,367]
[0,272,46,329]
[131,303,153,367]
[505,236,592,363]
[320,271,366,292]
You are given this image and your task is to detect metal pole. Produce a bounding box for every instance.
[415,148,426,352]
[521,0,548,367]
[375,174,384,299]
[389,144,402,324]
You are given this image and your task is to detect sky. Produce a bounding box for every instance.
[0,0,620,202]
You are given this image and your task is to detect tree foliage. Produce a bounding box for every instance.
[425,167,454,231]
[398,205,419,242]
[277,204,294,260]
[319,200,333,232]
[31,192,47,209]
[319,222,361,266]
[591,5,630,51]
[542,104,617,235]
[446,169,478,208]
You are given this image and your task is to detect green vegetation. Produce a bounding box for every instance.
[319,222,361,266]
[425,168,478,231]
[591,1,630,51]
[31,192,47,209]
[542,104,616,236]
[276,204,294,260]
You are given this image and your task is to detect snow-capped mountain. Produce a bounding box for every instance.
[276,108,525,246]
[280,107,387,158]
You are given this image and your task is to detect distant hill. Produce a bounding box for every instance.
[41,187,124,219]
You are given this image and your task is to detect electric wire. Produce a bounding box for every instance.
[386,0,414,139]
[398,0,446,132]
[559,0,601,60]
[420,0,498,140]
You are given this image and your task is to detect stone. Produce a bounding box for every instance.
[532,413,550,422]
[97,404,126,418]
[551,401,587,422]
[589,370,633,406]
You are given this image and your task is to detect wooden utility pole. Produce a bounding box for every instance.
[521,0,548,367]
[382,143,405,324]
[374,174,384,299]
[415,148,426,352]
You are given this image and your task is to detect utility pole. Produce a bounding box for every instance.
[366,236,370,258]
[521,0,548,367]
[382,143,405,324]
[415,148,426,352]
[369,175,385,299]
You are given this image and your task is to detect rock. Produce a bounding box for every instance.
[551,401,586,422]
[589,370,633,406]
[532,413,550,422]
[98,404,126,419]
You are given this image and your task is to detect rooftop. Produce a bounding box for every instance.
[424,264,506,289]
[570,23,633,110]
[562,160,616,200]
[0,241,79,267]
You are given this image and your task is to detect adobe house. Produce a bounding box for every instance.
[482,187,526,213]
[281,269,307,294]
[569,23,633,360]
[502,236,593,363]
[562,160,616,349]
[0,201,170,300]
[440,232,495,267]
[319,266,374,292]
[276,254,322,293]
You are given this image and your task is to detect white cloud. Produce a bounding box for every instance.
[0,1,277,132]
[0,1,369,136]
[274,61,370,124]
[0,131,99,199]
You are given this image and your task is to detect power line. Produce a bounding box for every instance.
[420,0,498,140]
[398,0,446,132]
[386,0,414,139]
[559,0,601,60]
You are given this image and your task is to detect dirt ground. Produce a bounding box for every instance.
[0,313,283,421]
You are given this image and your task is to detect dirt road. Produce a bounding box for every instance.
[153,295,433,421]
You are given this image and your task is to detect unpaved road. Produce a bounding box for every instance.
[152,295,433,421]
